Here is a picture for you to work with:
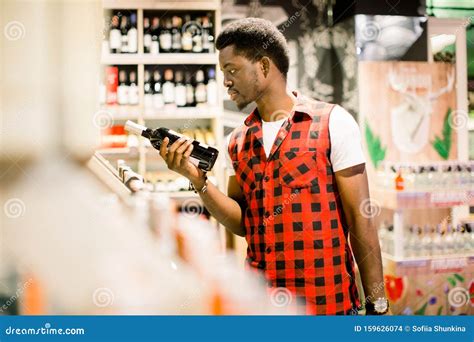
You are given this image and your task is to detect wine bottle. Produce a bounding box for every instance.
[109,15,122,53]
[128,70,139,105]
[181,15,193,53]
[192,17,203,53]
[185,71,195,107]
[125,121,219,172]
[117,69,129,105]
[153,70,164,109]
[175,70,186,107]
[194,69,207,105]
[159,18,172,53]
[144,70,153,108]
[206,67,217,105]
[162,68,175,105]
[150,17,160,55]
[120,15,129,53]
[202,15,214,53]
[171,16,182,52]
[127,13,138,53]
[143,17,152,53]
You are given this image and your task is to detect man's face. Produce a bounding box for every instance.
[218,45,265,110]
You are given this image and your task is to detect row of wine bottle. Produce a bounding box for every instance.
[101,66,218,108]
[104,12,214,54]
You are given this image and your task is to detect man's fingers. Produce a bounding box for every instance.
[168,137,187,167]
[159,137,169,161]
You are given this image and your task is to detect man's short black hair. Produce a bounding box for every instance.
[216,17,289,77]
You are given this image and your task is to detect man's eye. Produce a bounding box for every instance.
[230,69,236,75]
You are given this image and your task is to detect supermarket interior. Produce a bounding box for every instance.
[0,0,473,316]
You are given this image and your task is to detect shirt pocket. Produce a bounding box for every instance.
[279,150,318,188]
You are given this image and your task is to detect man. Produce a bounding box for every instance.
[159,18,388,315]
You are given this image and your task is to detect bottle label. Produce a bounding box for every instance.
[175,85,186,107]
[128,28,138,53]
[195,85,206,103]
[128,86,139,105]
[151,41,159,55]
[159,33,172,51]
[144,34,152,48]
[182,34,193,51]
[117,85,129,105]
[109,29,122,49]
[162,83,175,104]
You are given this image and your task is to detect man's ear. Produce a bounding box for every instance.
[260,57,270,78]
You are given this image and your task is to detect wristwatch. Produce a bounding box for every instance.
[189,173,208,194]
[365,297,389,315]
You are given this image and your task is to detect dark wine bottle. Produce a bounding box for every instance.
[125,121,219,172]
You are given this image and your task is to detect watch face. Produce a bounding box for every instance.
[374,298,388,313]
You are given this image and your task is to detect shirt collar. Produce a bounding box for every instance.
[243,90,314,127]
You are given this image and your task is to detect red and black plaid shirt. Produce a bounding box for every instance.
[228,92,360,315]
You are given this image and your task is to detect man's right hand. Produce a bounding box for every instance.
[159,136,205,187]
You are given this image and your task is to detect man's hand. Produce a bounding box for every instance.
[159,136,205,185]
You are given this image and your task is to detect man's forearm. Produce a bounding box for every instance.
[191,178,245,236]
[350,217,386,300]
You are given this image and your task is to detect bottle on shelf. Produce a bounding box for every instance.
[443,224,455,255]
[143,17,152,54]
[395,167,404,191]
[109,15,122,54]
[181,15,193,53]
[106,66,118,105]
[171,16,183,53]
[128,70,139,105]
[194,69,207,105]
[144,70,153,108]
[152,70,164,109]
[127,13,138,53]
[432,224,443,256]
[204,126,216,146]
[162,69,175,106]
[174,70,187,108]
[404,225,414,257]
[150,17,160,55]
[99,78,107,105]
[202,15,215,53]
[192,18,203,53]
[378,221,388,253]
[421,224,433,257]
[120,15,129,54]
[386,224,394,255]
[125,121,219,172]
[206,67,217,106]
[185,71,195,107]
[159,18,173,53]
[117,70,129,105]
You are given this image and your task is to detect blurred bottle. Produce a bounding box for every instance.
[117,69,129,105]
[153,70,164,109]
[150,17,160,55]
[120,15,129,53]
[143,17,152,53]
[109,15,121,53]
[162,69,175,105]
[128,71,139,105]
[144,70,153,108]
[127,13,138,53]
[207,67,217,106]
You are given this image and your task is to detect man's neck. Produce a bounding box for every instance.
[256,85,295,122]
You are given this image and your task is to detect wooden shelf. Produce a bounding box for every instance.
[382,252,473,263]
[144,106,221,120]
[103,0,219,11]
[101,53,218,65]
[371,188,474,209]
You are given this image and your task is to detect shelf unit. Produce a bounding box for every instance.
[99,0,225,195]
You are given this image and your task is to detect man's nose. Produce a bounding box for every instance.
[223,77,233,88]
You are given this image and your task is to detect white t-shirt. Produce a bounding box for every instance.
[225,105,365,174]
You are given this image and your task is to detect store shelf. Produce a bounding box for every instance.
[382,252,473,263]
[103,0,219,10]
[371,188,474,209]
[100,105,141,120]
[101,53,218,65]
[144,106,221,120]
[96,147,140,156]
